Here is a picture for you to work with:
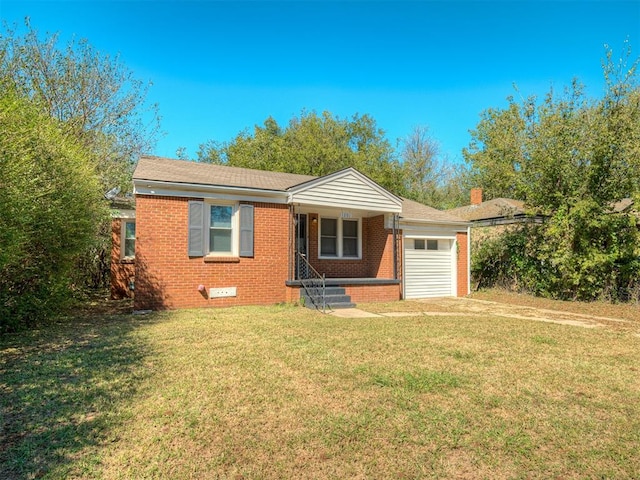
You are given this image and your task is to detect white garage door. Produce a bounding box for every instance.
[404,237,454,299]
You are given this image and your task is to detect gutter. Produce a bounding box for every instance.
[399,216,471,227]
[133,179,290,199]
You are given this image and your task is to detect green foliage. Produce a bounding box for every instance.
[1,19,161,292]
[0,91,107,332]
[466,43,640,301]
[198,110,404,193]
[399,125,470,209]
[463,100,527,201]
[0,19,160,193]
[471,227,549,294]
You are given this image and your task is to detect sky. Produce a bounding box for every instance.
[2,0,639,164]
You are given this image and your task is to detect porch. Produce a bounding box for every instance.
[287,210,402,310]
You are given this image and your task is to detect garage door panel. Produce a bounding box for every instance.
[404,237,454,299]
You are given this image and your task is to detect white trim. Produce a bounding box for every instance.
[205,200,239,257]
[399,217,469,227]
[134,181,289,204]
[288,168,402,213]
[318,216,362,260]
[467,226,471,295]
[121,219,136,260]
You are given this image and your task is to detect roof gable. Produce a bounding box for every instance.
[288,168,402,213]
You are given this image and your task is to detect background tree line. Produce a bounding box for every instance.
[196,111,468,209]
[465,43,640,301]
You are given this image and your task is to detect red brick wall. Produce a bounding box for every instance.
[470,188,483,205]
[344,284,400,303]
[456,230,470,296]
[134,195,291,310]
[286,284,400,305]
[110,218,135,299]
[307,214,397,279]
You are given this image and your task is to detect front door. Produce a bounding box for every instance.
[295,214,308,278]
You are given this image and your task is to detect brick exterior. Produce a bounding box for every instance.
[307,214,398,279]
[112,194,469,310]
[470,188,483,205]
[134,195,291,310]
[344,284,400,303]
[110,218,135,299]
[456,230,470,297]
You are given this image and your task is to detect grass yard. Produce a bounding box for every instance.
[1,298,639,479]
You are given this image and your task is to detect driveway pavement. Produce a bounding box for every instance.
[330,297,634,330]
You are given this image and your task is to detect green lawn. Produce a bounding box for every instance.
[1,301,639,479]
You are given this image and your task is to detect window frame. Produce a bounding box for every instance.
[121,220,136,260]
[427,239,439,251]
[205,201,239,257]
[318,216,362,260]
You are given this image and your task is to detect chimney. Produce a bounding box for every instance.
[470,188,483,205]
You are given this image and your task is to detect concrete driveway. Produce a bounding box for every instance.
[331,296,634,330]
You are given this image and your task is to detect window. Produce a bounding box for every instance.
[210,205,233,253]
[343,220,358,257]
[188,201,254,258]
[319,217,360,259]
[122,221,135,259]
[320,218,337,256]
[413,239,439,250]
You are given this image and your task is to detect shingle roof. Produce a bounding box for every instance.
[612,198,634,213]
[134,156,466,224]
[447,198,526,222]
[401,198,467,224]
[134,155,316,191]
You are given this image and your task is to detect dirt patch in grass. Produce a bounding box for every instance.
[472,288,640,323]
[362,289,640,334]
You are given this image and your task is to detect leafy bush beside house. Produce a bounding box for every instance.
[464,44,640,302]
[0,91,107,332]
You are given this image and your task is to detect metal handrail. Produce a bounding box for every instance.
[296,252,326,313]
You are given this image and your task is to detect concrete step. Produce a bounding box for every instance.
[301,291,355,310]
[303,286,346,296]
[327,302,357,309]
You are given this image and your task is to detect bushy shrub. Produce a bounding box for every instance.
[0,91,107,332]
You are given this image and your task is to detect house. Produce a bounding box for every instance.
[111,156,470,310]
[447,188,543,227]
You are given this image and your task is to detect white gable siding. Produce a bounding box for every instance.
[290,171,401,213]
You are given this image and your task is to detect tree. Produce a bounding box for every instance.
[198,110,404,193]
[1,19,161,290]
[0,19,160,192]
[400,125,469,209]
[463,98,527,200]
[0,90,107,331]
[465,43,640,301]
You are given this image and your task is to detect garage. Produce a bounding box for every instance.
[396,197,470,299]
[403,234,456,299]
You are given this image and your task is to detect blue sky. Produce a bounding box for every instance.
[2,1,639,164]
